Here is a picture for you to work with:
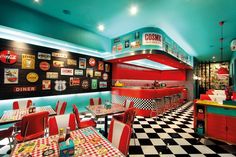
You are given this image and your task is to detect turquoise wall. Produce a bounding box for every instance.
[0,1,111,53]
[0,92,111,129]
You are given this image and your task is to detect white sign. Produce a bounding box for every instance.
[142,32,162,47]
[61,68,74,76]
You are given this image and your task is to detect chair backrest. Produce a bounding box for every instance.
[124,100,134,109]
[200,94,211,100]
[90,97,102,106]
[21,111,49,141]
[123,107,136,126]
[48,113,76,136]
[13,100,32,110]
[55,101,67,115]
[72,104,80,127]
[108,119,132,156]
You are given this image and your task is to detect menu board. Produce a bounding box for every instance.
[0,38,112,100]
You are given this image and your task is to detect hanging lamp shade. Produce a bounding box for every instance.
[217,66,229,75]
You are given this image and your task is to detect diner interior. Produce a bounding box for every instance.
[0,0,236,156]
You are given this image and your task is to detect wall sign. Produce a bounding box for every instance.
[67,59,77,66]
[38,52,51,60]
[53,60,64,67]
[130,40,140,49]
[91,79,97,89]
[46,72,59,79]
[4,68,18,84]
[98,61,104,71]
[52,52,68,58]
[26,72,39,83]
[55,80,66,91]
[74,69,84,76]
[142,32,162,47]
[105,64,110,72]
[42,80,51,90]
[94,71,102,77]
[61,68,74,76]
[99,81,107,88]
[39,61,50,71]
[13,86,36,92]
[86,68,93,77]
[89,58,96,67]
[102,73,108,80]
[82,80,89,89]
[0,50,17,64]
[79,58,86,69]
[22,54,35,69]
[70,77,80,86]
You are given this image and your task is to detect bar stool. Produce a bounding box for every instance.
[164,96,172,112]
[152,98,164,121]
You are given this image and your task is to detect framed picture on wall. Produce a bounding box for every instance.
[86,68,93,77]
[79,58,86,69]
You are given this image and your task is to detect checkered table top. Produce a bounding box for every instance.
[11,127,124,157]
[86,104,126,118]
[0,106,56,124]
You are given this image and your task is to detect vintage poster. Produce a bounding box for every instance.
[0,50,17,64]
[46,72,59,79]
[86,68,93,77]
[74,69,84,76]
[22,54,35,69]
[4,68,19,84]
[26,72,39,83]
[54,80,67,91]
[142,32,162,47]
[82,80,89,89]
[99,81,107,88]
[79,58,86,69]
[67,59,77,66]
[105,64,110,72]
[52,52,68,58]
[91,79,97,89]
[39,61,50,71]
[53,60,64,67]
[130,40,141,49]
[98,61,104,71]
[70,77,80,86]
[42,80,51,90]
[38,52,51,60]
[89,58,96,67]
[94,71,102,77]
[61,68,74,76]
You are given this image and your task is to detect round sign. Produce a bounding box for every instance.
[102,73,108,80]
[89,58,96,67]
[0,50,17,64]
[39,61,50,71]
[26,72,39,83]
[82,80,89,89]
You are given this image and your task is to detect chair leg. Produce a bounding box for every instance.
[132,128,136,146]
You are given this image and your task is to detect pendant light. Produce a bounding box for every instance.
[217,21,229,75]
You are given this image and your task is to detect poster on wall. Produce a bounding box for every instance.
[142,32,162,47]
[130,40,140,49]
[22,54,35,69]
[4,68,18,84]
[79,58,86,69]
[86,68,93,77]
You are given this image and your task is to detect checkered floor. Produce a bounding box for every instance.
[1,101,236,156]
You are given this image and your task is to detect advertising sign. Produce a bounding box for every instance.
[74,69,83,76]
[70,77,80,86]
[89,58,96,67]
[102,73,108,80]
[52,52,68,58]
[0,50,17,64]
[91,79,97,89]
[105,64,110,72]
[86,68,93,77]
[130,40,140,49]
[94,71,101,77]
[79,58,86,69]
[142,32,162,47]
[26,72,39,83]
[82,80,89,89]
[42,80,51,90]
[13,86,36,92]
[53,60,64,67]
[98,61,104,71]
[99,81,107,88]
[22,54,35,69]
[46,72,58,79]
[67,59,77,66]
[61,68,74,76]
[55,80,66,91]
[38,52,51,60]
[4,68,18,84]
[39,61,50,71]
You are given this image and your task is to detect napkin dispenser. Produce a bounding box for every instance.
[59,139,74,157]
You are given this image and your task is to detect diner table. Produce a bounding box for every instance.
[86,103,126,137]
[208,95,226,104]
[11,126,125,157]
[0,106,56,125]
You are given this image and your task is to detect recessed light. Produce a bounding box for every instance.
[212,56,215,59]
[34,0,40,3]
[97,24,105,32]
[130,5,138,15]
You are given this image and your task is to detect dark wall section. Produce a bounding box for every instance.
[0,1,111,52]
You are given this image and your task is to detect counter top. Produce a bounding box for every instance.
[196,100,236,110]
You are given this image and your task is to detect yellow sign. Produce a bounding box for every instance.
[26,72,39,83]
[67,59,77,66]
[22,54,35,69]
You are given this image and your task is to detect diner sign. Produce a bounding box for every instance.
[142,32,162,47]
[13,86,36,92]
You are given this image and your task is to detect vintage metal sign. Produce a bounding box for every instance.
[26,72,39,83]
[82,80,89,89]
[0,50,17,64]
[99,81,107,88]
[61,68,74,76]
[22,54,35,69]
[39,61,50,71]
[105,64,110,72]
[52,52,68,58]
[13,86,36,92]
[89,58,96,67]
[46,72,59,79]
[79,58,86,69]
[38,52,51,60]
[4,68,18,84]
[102,73,108,80]
[74,69,83,76]
[91,79,97,89]
[67,59,77,66]
[42,80,51,90]
[94,71,101,77]
[54,80,66,91]
[142,32,162,47]
[53,60,64,67]
[98,61,104,71]
[86,68,93,77]
[69,77,80,86]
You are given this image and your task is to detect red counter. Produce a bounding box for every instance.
[112,87,186,117]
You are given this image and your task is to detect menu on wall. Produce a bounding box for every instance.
[0,38,112,100]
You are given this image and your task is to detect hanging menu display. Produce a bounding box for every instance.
[0,38,112,100]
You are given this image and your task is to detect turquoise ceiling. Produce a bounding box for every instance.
[11,0,236,61]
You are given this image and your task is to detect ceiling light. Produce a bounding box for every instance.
[212,56,215,59]
[130,5,138,15]
[97,24,105,32]
[34,0,40,3]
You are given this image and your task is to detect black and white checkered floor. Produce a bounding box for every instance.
[0,101,236,156]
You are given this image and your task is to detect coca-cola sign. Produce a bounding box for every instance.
[0,50,17,64]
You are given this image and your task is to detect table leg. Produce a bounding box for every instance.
[104,115,108,137]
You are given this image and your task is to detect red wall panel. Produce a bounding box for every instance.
[112,63,186,81]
